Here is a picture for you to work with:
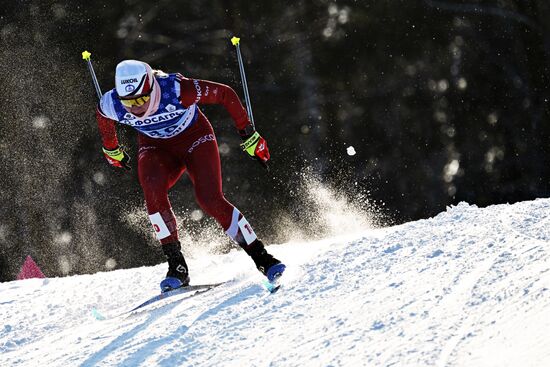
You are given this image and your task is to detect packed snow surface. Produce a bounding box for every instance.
[1,199,550,366]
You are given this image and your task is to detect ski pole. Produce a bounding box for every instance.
[81,50,103,100]
[231,37,270,170]
[230,37,255,129]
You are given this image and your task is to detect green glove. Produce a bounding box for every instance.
[102,146,131,170]
[240,131,270,167]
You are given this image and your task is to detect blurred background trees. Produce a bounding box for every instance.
[1,0,549,281]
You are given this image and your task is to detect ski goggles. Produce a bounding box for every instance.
[119,94,151,108]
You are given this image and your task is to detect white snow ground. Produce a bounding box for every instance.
[1,199,550,367]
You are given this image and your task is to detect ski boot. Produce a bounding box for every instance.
[159,241,190,292]
[244,239,286,282]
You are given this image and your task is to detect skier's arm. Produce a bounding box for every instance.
[178,76,250,131]
[178,76,270,166]
[96,107,119,150]
[96,107,131,170]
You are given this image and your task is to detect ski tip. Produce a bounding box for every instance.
[268,284,281,293]
[91,307,106,321]
[262,279,281,294]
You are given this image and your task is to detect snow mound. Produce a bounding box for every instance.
[1,199,550,366]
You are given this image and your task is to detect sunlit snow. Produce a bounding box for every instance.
[1,199,550,366]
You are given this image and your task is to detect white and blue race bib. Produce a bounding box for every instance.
[99,74,197,139]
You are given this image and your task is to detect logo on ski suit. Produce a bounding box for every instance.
[188,134,215,153]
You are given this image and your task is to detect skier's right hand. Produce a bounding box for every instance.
[102,145,131,170]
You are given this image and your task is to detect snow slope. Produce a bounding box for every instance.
[1,199,550,366]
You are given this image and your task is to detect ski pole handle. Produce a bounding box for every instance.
[82,50,103,100]
[231,37,255,130]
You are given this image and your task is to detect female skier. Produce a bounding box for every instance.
[95,60,285,291]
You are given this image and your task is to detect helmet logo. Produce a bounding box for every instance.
[125,85,135,92]
[121,78,138,84]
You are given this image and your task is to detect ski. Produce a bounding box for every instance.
[263,279,281,293]
[92,282,224,320]
[262,272,284,293]
[130,283,224,312]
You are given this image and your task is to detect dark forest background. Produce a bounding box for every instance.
[1,0,550,281]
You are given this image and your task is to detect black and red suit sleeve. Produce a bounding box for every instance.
[95,107,119,150]
[178,76,251,131]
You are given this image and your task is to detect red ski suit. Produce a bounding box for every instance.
[96,77,251,245]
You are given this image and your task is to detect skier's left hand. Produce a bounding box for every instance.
[240,131,270,168]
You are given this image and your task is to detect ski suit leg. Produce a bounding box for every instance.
[183,119,257,246]
[138,144,185,244]
[184,131,234,230]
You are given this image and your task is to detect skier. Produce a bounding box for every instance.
[95,59,285,291]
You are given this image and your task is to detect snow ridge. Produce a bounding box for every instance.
[1,199,550,366]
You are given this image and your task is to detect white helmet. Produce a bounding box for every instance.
[115,60,154,98]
